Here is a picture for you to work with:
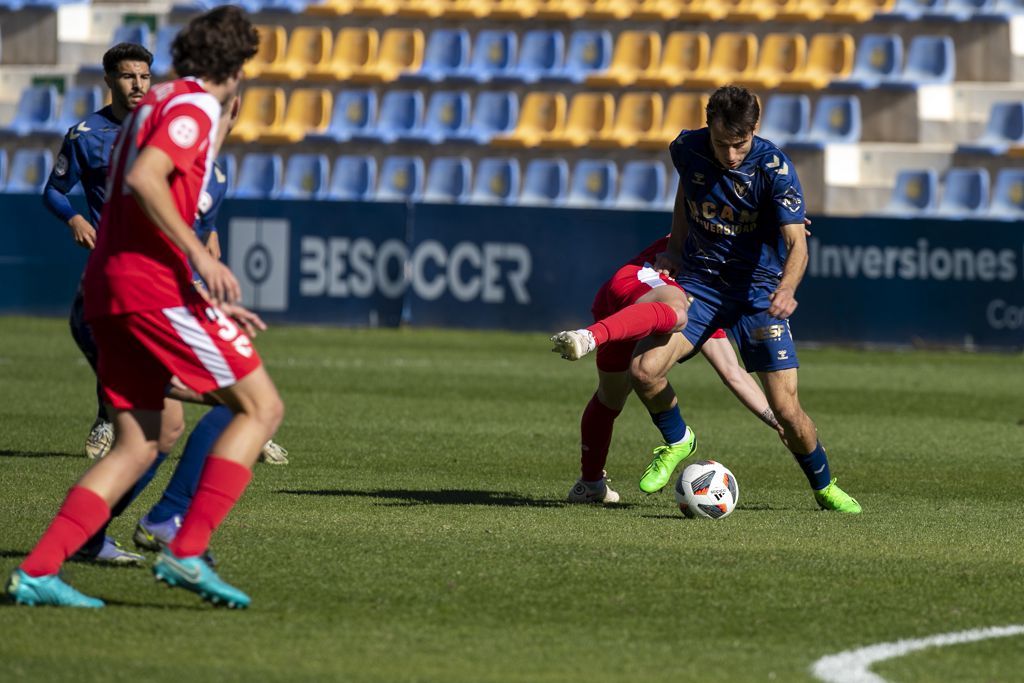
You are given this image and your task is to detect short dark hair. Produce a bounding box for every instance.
[171,6,259,83]
[706,85,760,137]
[102,42,153,75]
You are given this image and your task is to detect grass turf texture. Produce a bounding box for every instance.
[0,315,1022,682]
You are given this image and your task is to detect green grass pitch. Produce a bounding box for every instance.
[0,315,1022,682]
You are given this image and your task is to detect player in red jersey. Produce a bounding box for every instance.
[6,7,276,609]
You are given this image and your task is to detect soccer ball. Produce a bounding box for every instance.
[674,460,739,520]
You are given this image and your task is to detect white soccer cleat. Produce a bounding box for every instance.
[258,440,289,465]
[85,419,114,460]
[567,473,620,505]
[550,329,596,361]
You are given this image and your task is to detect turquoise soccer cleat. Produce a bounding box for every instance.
[6,569,104,608]
[153,549,250,609]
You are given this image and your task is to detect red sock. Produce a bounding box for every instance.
[581,393,622,481]
[170,456,252,558]
[21,486,110,577]
[587,301,678,345]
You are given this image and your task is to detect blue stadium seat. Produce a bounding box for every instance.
[937,168,990,217]
[0,149,7,191]
[567,159,617,208]
[451,30,517,84]
[469,157,521,205]
[402,91,471,144]
[543,30,612,84]
[788,95,862,149]
[842,34,903,89]
[937,0,995,20]
[758,94,811,146]
[260,0,312,12]
[377,156,424,202]
[52,85,102,133]
[279,153,329,200]
[887,0,943,19]
[233,153,283,199]
[617,161,666,209]
[987,168,1024,219]
[520,158,569,206]
[351,90,423,144]
[327,155,376,201]
[424,156,472,203]
[957,102,1024,155]
[2,85,58,136]
[885,35,955,87]
[307,89,377,143]
[493,30,564,85]
[113,23,151,48]
[5,148,52,193]
[886,169,939,215]
[447,91,518,145]
[402,29,470,83]
[152,25,181,76]
[983,0,1024,16]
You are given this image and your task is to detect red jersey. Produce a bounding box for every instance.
[84,77,221,319]
[628,236,670,268]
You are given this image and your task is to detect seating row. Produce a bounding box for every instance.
[886,167,1024,218]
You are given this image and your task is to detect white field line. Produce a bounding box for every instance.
[812,624,1024,683]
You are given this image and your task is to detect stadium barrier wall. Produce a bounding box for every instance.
[1,195,1021,349]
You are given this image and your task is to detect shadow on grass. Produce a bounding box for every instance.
[278,488,594,508]
[102,598,209,611]
[0,549,28,559]
[0,449,80,459]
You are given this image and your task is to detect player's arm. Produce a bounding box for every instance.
[768,222,807,319]
[42,135,94,248]
[701,336,784,437]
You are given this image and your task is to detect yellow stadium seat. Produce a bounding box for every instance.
[307,28,379,82]
[629,0,677,18]
[723,0,778,20]
[259,88,333,144]
[583,0,636,19]
[586,30,660,87]
[636,93,708,150]
[540,92,614,148]
[489,0,538,18]
[636,31,709,88]
[685,32,758,90]
[778,32,854,90]
[592,92,663,149]
[260,27,332,81]
[822,0,876,21]
[348,28,424,83]
[771,0,826,20]
[440,0,493,17]
[350,0,401,15]
[396,0,447,17]
[229,87,286,143]
[734,32,807,90]
[535,0,586,19]
[306,0,357,15]
[492,92,567,149]
[677,0,727,20]
[243,25,287,80]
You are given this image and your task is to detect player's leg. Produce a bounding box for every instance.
[69,286,113,459]
[700,333,784,439]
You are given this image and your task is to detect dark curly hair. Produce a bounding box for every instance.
[102,42,153,75]
[706,85,760,137]
[171,6,259,83]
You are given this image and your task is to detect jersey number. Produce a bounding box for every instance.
[206,307,253,358]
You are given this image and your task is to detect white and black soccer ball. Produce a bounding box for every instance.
[674,460,739,520]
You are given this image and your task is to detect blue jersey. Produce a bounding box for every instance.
[194,160,228,245]
[669,128,805,306]
[43,106,122,228]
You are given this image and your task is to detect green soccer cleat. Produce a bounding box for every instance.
[6,569,104,608]
[639,427,697,494]
[153,550,250,609]
[814,478,862,514]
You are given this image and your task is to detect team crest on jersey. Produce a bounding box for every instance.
[169,116,200,148]
[54,154,69,177]
[781,186,802,212]
[732,179,750,199]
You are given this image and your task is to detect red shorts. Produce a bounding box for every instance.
[91,301,262,410]
[590,263,686,373]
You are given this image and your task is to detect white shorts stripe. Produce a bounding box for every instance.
[162,306,237,388]
[636,265,665,289]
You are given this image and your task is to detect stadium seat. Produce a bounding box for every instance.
[402,91,471,144]
[469,157,521,204]
[885,35,955,86]
[401,29,470,83]
[726,0,779,20]
[822,0,878,21]
[233,153,283,200]
[377,155,425,202]
[758,94,811,145]
[111,23,151,49]
[786,95,861,150]
[936,168,990,217]
[735,32,807,90]
[307,28,378,82]
[676,0,728,20]
[263,0,314,11]
[53,85,102,133]
[543,30,612,84]
[631,0,681,19]
[536,0,587,19]
[260,27,332,81]
[306,89,376,143]
[396,0,448,17]
[447,91,518,145]
[493,29,563,84]
[348,28,424,83]
[2,85,58,136]
[520,158,569,206]
[327,155,376,201]
[350,0,401,16]
[0,149,6,191]
[636,92,707,150]
[244,25,287,79]
[636,31,710,88]
[260,88,332,144]
[439,0,493,18]
[541,92,614,148]
[585,0,638,19]
[886,0,940,19]
[958,102,1024,155]
[307,0,358,15]
[885,169,938,215]
[151,25,181,76]
[586,30,660,87]
[424,156,472,203]
[489,0,540,19]
[5,149,51,192]
[686,32,758,89]
[617,160,667,208]
[451,30,517,83]
[492,92,566,148]
[773,0,828,21]
[841,33,902,89]
[779,33,855,90]
[352,90,423,144]
[279,153,329,200]
[229,87,286,143]
[987,169,1024,219]
[592,92,663,148]
[567,159,617,207]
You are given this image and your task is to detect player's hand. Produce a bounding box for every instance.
[803,216,812,238]
[193,252,241,305]
[68,215,97,249]
[654,250,683,277]
[206,231,221,261]
[768,287,798,319]
[219,302,266,338]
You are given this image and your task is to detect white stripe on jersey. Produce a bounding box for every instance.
[162,306,236,388]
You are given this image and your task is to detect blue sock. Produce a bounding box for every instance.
[650,406,688,445]
[792,441,831,491]
[84,451,168,552]
[148,405,233,523]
